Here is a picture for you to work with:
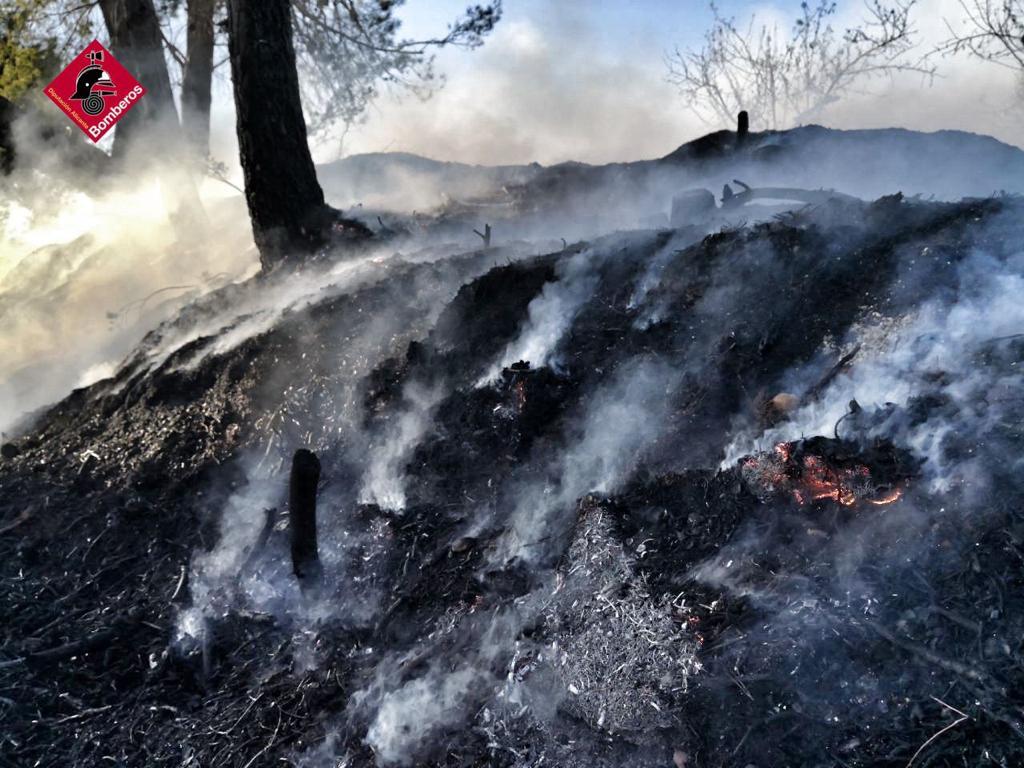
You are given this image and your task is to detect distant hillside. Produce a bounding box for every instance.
[660,125,1024,199]
[320,126,1024,214]
[318,151,542,211]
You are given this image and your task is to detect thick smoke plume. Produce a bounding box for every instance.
[0,119,257,437]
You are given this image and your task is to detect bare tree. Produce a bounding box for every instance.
[940,1,1024,76]
[667,1,932,130]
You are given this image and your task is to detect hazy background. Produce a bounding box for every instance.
[203,0,1023,167]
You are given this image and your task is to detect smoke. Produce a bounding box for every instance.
[172,237,548,652]
[722,208,1024,493]
[7,9,1024,762]
[0,109,258,436]
[330,12,703,166]
[177,452,382,654]
[480,246,600,384]
[341,498,699,766]
[317,153,536,213]
[176,464,297,646]
[365,666,480,766]
[627,229,699,309]
[661,206,1024,761]
[495,356,679,565]
[359,380,444,510]
[146,253,387,376]
[331,0,1023,167]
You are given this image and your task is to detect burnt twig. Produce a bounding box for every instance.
[807,345,861,402]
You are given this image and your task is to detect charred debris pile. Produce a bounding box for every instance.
[2,179,1024,767]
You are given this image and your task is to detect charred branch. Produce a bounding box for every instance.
[473,223,492,247]
[289,449,322,589]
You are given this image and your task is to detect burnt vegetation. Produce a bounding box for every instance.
[2,137,1024,766]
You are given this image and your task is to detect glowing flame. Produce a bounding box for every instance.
[743,441,904,508]
[799,454,864,506]
[867,488,903,506]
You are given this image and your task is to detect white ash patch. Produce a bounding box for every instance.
[495,501,701,742]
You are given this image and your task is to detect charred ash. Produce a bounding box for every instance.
[3,130,1024,768]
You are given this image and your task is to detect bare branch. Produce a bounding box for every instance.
[666,0,933,130]
[289,0,501,139]
[938,0,1024,73]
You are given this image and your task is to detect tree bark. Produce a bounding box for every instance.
[98,0,179,159]
[100,0,207,234]
[181,0,216,159]
[226,0,333,269]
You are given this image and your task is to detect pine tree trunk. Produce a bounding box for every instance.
[181,0,216,159]
[98,0,179,159]
[226,0,333,270]
[100,0,207,234]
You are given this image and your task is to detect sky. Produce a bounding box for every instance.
[209,0,1023,167]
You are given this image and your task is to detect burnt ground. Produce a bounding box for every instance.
[2,193,1024,767]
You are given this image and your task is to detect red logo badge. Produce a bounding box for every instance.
[43,40,146,143]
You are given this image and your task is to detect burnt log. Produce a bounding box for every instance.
[473,223,493,247]
[289,449,322,589]
[737,110,749,145]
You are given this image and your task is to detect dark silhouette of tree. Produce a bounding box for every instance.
[180,0,216,158]
[226,0,499,270]
[226,0,364,269]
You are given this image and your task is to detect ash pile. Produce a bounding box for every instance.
[2,187,1024,768]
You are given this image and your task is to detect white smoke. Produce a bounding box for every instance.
[359,381,444,510]
[0,176,256,435]
[478,246,599,384]
[722,226,1024,492]
[365,666,481,766]
[176,466,287,645]
[172,237,548,649]
[496,356,679,564]
[334,1,1022,167]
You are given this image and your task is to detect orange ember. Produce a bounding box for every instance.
[867,488,903,506]
[742,441,903,508]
